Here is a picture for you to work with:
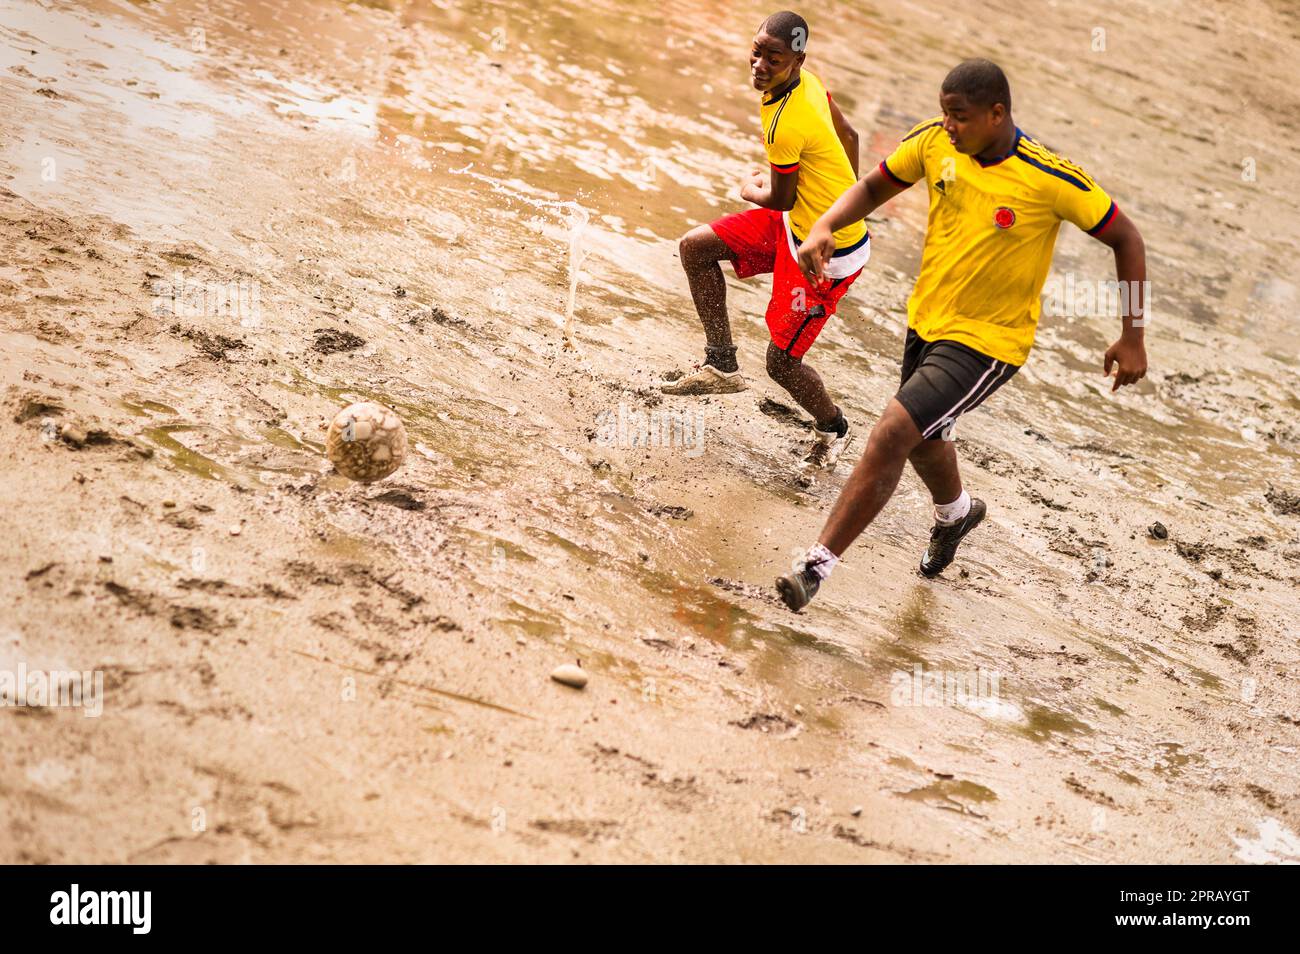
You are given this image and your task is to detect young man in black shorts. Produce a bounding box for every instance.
[776,58,1148,610]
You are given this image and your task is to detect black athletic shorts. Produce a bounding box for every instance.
[895,329,1020,440]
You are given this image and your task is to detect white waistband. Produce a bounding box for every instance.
[783,211,870,280]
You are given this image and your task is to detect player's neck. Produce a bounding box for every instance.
[975,120,1018,163]
[766,68,801,101]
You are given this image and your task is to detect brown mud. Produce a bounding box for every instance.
[0,0,1297,862]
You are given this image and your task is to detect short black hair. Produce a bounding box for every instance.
[760,11,809,54]
[942,58,1011,111]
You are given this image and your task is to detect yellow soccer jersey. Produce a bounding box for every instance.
[761,69,867,250]
[880,118,1117,365]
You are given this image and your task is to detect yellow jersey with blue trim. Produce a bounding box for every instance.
[880,118,1118,365]
[760,69,867,250]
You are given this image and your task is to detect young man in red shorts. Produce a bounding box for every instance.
[662,10,869,473]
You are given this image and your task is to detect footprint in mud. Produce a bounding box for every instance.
[8,391,64,423]
[369,489,425,511]
[159,248,205,267]
[29,319,78,343]
[730,712,796,733]
[283,559,424,611]
[757,397,811,429]
[101,581,229,633]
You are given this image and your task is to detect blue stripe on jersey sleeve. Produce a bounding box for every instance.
[1014,149,1091,191]
[901,120,942,142]
[879,159,913,186]
[1086,200,1118,234]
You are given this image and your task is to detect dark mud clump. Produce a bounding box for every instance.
[170,323,247,361]
[312,328,366,354]
[646,503,693,520]
[405,306,465,331]
[1180,601,1226,632]
[1264,485,1300,516]
[730,712,796,732]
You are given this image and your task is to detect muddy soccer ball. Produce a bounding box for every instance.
[326,401,407,482]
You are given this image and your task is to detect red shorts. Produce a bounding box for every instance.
[710,207,863,359]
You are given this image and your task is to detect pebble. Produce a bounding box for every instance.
[794,704,804,716]
[229,524,242,536]
[851,806,863,817]
[162,499,176,508]
[1149,521,1168,540]
[550,663,588,689]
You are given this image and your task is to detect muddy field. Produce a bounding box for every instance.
[1,0,1298,863]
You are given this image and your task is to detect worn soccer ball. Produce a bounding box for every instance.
[325,401,407,482]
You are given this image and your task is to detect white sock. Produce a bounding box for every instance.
[934,490,971,525]
[804,543,839,580]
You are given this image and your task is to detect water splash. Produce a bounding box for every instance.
[450,163,589,349]
[563,204,591,349]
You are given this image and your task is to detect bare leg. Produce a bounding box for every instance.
[679,225,736,350]
[765,342,839,427]
[907,437,963,504]
[818,399,923,555]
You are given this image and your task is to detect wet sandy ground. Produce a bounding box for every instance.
[1,0,1298,863]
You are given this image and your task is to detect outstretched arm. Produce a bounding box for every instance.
[1092,207,1148,391]
[797,165,910,280]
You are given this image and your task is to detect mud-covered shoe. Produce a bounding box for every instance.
[775,552,833,611]
[800,423,852,471]
[660,363,747,395]
[919,498,987,578]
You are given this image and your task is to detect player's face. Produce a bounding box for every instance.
[750,33,799,92]
[940,92,1003,154]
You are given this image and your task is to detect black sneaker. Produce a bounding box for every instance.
[776,567,820,611]
[919,498,986,578]
[776,550,834,611]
